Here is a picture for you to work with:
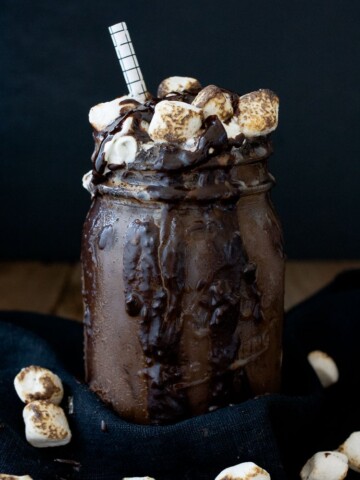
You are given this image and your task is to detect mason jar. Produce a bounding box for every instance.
[82,143,284,425]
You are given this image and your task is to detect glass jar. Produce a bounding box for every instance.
[82,145,284,425]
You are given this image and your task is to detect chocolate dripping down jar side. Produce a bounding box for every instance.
[81,89,285,425]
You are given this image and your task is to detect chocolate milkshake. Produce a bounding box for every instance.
[82,77,284,424]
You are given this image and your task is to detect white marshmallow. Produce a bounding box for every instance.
[82,170,96,196]
[14,366,64,405]
[89,96,127,131]
[237,89,279,137]
[338,432,360,472]
[23,400,72,448]
[215,462,270,480]
[307,350,339,388]
[223,116,243,140]
[89,95,141,131]
[0,476,33,480]
[300,451,348,480]
[122,477,155,480]
[192,85,233,121]
[104,134,137,165]
[157,76,202,98]
[148,100,203,143]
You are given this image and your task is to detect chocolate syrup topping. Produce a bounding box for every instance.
[89,89,251,185]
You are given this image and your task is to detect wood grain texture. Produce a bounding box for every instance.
[0,261,73,314]
[284,261,360,310]
[0,261,359,322]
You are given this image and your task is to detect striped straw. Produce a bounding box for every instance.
[108,22,147,102]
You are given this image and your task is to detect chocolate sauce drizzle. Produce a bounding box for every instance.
[122,197,264,422]
[123,216,188,423]
[90,88,249,185]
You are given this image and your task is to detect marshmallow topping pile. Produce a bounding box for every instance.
[86,76,279,188]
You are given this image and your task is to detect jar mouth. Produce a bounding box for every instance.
[96,166,274,203]
[90,136,273,188]
[88,138,274,203]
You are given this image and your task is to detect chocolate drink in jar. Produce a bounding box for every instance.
[82,76,284,425]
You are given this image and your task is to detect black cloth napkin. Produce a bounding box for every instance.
[1,270,360,480]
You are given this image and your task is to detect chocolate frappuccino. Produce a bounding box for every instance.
[82,77,284,424]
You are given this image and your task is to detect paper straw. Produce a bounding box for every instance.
[108,22,147,101]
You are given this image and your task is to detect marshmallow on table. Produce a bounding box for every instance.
[23,400,71,448]
[300,451,348,480]
[157,76,202,98]
[148,100,203,143]
[14,366,64,405]
[237,89,279,137]
[215,462,270,480]
[192,85,233,121]
[338,431,360,472]
[0,476,33,480]
[307,350,339,388]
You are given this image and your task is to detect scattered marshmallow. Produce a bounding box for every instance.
[14,366,64,405]
[237,89,279,137]
[148,100,203,143]
[300,451,348,480]
[192,85,233,121]
[0,476,33,480]
[157,76,202,98]
[338,431,360,472]
[23,400,72,448]
[307,350,339,388]
[104,134,137,165]
[122,477,155,480]
[215,462,270,480]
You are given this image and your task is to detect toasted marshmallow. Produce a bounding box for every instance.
[300,451,348,480]
[339,432,360,472]
[157,76,202,98]
[104,134,137,165]
[192,85,233,121]
[237,89,279,137]
[307,350,339,388]
[148,100,203,143]
[122,477,155,480]
[23,400,71,448]
[14,366,64,405]
[215,462,270,480]
[223,116,242,140]
[0,476,33,480]
[89,96,141,131]
[89,96,127,131]
[82,170,96,196]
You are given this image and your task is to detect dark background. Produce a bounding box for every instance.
[1,0,360,260]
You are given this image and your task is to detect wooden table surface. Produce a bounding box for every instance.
[1,260,360,322]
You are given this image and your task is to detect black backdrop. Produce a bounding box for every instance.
[1,0,360,260]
